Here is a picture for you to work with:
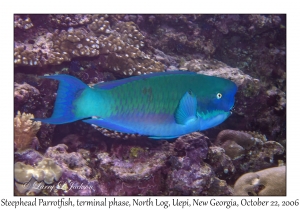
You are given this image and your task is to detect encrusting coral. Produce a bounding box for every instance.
[233,166,286,196]
[14,15,164,76]
[14,111,41,151]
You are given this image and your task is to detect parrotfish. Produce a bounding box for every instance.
[35,71,237,139]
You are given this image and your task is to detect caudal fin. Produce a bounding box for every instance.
[34,74,88,124]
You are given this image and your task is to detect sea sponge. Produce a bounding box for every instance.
[14,111,41,151]
[234,166,286,195]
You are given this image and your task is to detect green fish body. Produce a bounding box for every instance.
[35,71,237,139]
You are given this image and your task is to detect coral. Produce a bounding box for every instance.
[248,15,281,30]
[88,16,112,35]
[14,158,62,184]
[48,14,93,28]
[14,14,164,76]
[36,158,63,184]
[233,166,286,195]
[173,132,208,160]
[15,162,40,183]
[266,85,286,111]
[14,82,40,112]
[166,132,232,195]
[96,138,170,195]
[44,144,92,178]
[167,158,214,195]
[14,27,100,66]
[96,20,164,75]
[14,15,33,30]
[15,144,100,196]
[139,15,219,56]
[27,144,97,195]
[206,146,235,179]
[14,82,40,103]
[213,130,285,181]
[14,158,62,195]
[14,111,41,151]
[129,147,144,158]
[215,130,257,151]
[14,149,44,166]
[207,177,234,196]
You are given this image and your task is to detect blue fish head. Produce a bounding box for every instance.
[212,80,237,112]
[197,78,237,130]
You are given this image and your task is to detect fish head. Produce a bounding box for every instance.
[197,77,237,130]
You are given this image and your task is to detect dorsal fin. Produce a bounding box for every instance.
[94,71,196,90]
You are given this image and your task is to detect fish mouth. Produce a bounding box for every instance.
[229,103,236,114]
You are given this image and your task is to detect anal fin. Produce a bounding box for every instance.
[148,135,179,140]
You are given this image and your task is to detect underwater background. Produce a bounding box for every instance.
[14,14,286,196]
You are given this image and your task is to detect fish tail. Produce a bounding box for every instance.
[34,74,88,124]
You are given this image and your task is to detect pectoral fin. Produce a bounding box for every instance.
[174,91,198,125]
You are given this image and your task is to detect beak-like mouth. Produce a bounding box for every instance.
[229,103,235,114]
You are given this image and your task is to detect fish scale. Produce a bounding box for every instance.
[35,72,237,139]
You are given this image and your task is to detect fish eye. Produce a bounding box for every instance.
[216,93,222,99]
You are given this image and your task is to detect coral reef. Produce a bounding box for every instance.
[13,14,286,196]
[14,14,164,76]
[14,133,236,196]
[234,166,286,196]
[14,111,41,151]
[212,130,285,182]
[43,144,100,195]
[166,133,232,195]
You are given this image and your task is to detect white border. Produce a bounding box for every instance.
[1,0,298,209]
